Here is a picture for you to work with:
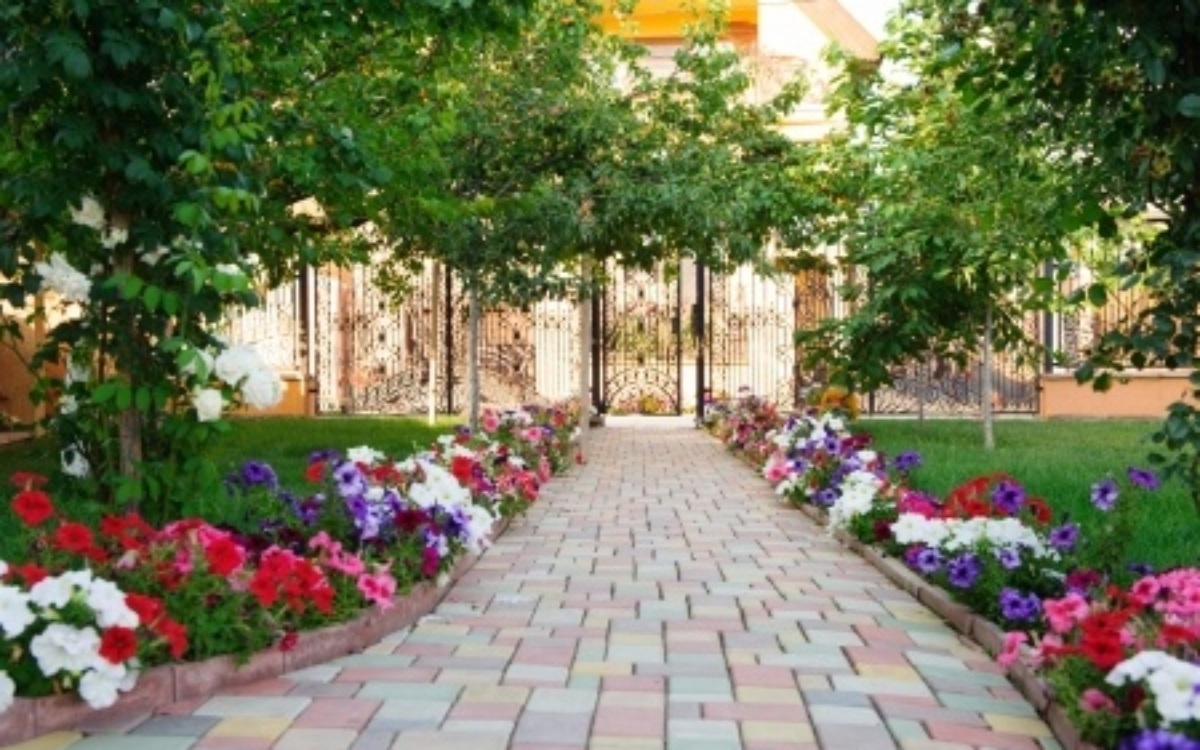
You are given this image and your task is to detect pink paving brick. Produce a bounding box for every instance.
[221,679,295,696]
[592,707,666,737]
[852,624,916,646]
[393,643,457,657]
[729,665,800,688]
[601,675,667,692]
[926,721,1044,749]
[448,701,524,720]
[702,703,810,722]
[293,697,381,729]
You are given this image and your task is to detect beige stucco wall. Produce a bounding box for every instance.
[1040,372,1195,419]
[0,318,42,427]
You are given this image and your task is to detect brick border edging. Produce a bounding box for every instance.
[788,499,1097,750]
[0,544,487,746]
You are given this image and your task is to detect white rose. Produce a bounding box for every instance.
[140,245,170,267]
[70,196,106,230]
[214,344,265,386]
[240,369,283,410]
[34,253,91,303]
[180,347,215,380]
[100,225,128,249]
[214,263,243,277]
[191,388,224,423]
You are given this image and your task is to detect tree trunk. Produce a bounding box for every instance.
[114,229,143,497]
[467,281,481,432]
[578,260,592,452]
[981,305,995,450]
[427,261,440,426]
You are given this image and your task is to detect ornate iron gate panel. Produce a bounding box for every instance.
[705,264,798,408]
[597,265,683,414]
[310,259,561,415]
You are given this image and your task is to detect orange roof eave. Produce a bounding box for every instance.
[597,0,757,38]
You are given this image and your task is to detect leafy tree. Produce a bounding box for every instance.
[0,0,533,518]
[908,0,1200,506]
[795,13,1073,447]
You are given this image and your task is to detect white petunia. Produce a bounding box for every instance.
[78,663,128,709]
[346,445,385,465]
[1107,650,1175,686]
[30,623,102,676]
[0,670,14,715]
[0,585,35,638]
[29,575,76,610]
[86,578,138,629]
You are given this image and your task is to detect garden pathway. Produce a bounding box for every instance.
[48,416,1054,750]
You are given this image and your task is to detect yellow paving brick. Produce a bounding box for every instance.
[609,633,662,646]
[436,668,503,685]
[743,720,816,743]
[4,731,83,750]
[734,686,804,704]
[725,650,759,666]
[460,684,530,703]
[983,714,1054,737]
[209,716,291,740]
[796,674,831,691]
[571,660,633,676]
[454,644,516,659]
[856,664,922,680]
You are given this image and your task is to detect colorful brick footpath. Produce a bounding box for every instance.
[18,416,1056,750]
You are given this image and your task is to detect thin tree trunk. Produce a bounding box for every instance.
[578,260,592,454]
[982,305,995,450]
[427,261,440,426]
[113,227,143,492]
[467,280,481,432]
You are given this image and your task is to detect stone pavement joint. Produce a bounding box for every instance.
[51,416,1050,750]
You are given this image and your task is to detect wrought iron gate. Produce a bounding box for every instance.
[310,259,577,415]
[594,260,799,415]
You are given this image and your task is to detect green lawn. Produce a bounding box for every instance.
[859,418,1199,573]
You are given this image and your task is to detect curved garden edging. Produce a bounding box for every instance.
[0,541,485,746]
[788,495,1099,750]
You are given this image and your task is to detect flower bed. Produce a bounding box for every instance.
[0,404,580,745]
[701,391,1189,750]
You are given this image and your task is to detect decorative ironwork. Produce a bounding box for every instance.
[222,285,303,373]
[598,265,682,415]
[706,264,797,408]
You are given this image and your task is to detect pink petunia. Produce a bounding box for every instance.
[997,631,1028,667]
[1042,593,1090,634]
[357,569,397,610]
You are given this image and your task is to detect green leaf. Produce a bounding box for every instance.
[115,385,132,410]
[162,292,180,315]
[144,285,161,312]
[1178,94,1200,118]
[135,387,151,411]
[91,381,118,404]
[121,276,144,300]
[1087,283,1109,307]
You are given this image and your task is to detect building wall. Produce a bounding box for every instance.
[1040,372,1195,419]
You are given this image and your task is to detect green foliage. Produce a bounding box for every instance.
[899,1,1200,506]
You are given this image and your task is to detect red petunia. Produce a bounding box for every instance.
[449,455,475,483]
[156,618,189,659]
[126,593,165,626]
[305,460,326,483]
[1024,497,1053,526]
[203,537,246,577]
[53,522,95,554]
[278,631,299,652]
[11,562,48,586]
[1080,631,1126,670]
[12,489,55,526]
[99,627,139,664]
[9,472,48,490]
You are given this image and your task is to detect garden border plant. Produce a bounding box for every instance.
[701,389,1187,750]
[0,402,581,746]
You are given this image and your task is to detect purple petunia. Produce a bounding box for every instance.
[892,450,922,473]
[1090,477,1119,512]
[1048,522,1080,553]
[1127,466,1161,491]
[813,488,839,507]
[334,460,367,497]
[999,588,1042,623]
[947,553,982,589]
[912,547,943,575]
[1119,728,1200,750]
[990,479,1025,515]
[995,547,1022,570]
[240,460,278,489]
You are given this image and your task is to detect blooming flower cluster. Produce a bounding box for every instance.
[0,564,145,713]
